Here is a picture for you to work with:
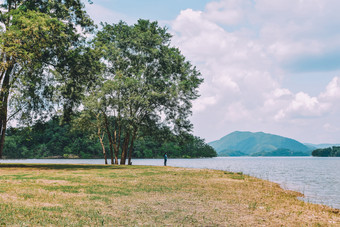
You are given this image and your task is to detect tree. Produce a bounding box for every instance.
[180,135,217,158]
[0,0,94,158]
[73,90,110,164]
[89,19,203,165]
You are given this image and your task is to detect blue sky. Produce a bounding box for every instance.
[85,0,340,144]
[91,0,211,21]
[85,0,211,25]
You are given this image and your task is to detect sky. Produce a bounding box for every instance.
[84,0,340,144]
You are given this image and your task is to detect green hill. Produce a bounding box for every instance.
[209,131,312,156]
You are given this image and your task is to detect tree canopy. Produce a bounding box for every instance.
[78,20,203,164]
[0,2,215,163]
[0,0,97,158]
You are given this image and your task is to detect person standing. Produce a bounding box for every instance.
[164,152,168,166]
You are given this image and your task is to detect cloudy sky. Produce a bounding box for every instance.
[85,0,340,144]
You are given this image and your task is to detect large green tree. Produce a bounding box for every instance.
[0,0,94,158]
[88,20,203,165]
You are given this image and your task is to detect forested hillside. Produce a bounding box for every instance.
[209,131,311,156]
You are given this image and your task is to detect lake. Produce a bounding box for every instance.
[1,157,339,209]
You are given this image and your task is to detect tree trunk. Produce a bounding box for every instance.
[103,113,114,164]
[0,99,8,159]
[117,125,122,161]
[113,120,120,165]
[97,130,107,165]
[113,130,118,164]
[128,128,137,165]
[120,131,130,165]
[116,96,122,165]
[0,3,15,159]
[0,66,13,159]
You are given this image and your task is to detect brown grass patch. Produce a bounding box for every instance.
[36,179,70,184]
[0,164,339,226]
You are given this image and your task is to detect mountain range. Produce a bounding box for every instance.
[209,131,316,156]
[304,143,340,149]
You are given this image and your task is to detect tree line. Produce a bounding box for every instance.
[3,116,216,160]
[0,1,215,163]
[312,146,340,157]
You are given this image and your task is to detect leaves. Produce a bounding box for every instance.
[0,0,96,125]
[92,19,203,134]
[0,0,96,157]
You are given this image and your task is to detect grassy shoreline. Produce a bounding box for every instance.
[0,163,339,226]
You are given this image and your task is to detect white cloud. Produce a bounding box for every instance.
[193,96,218,112]
[85,3,133,25]
[323,123,339,132]
[170,0,340,143]
[204,0,250,25]
[274,92,329,120]
[224,102,250,122]
[288,92,319,113]
[273,88,292,98]
[320,77,340,100]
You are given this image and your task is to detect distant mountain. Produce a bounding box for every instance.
[304,143,340,149]
[209,131,312,157]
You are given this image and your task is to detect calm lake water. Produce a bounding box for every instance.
[1,157,339,209]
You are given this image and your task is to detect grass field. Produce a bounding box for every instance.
[0,163,339,226]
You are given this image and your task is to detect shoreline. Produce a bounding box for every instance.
[0,163,339,225]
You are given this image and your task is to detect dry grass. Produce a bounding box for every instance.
[0,163,339,226]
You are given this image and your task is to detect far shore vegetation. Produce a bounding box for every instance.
[0,164,339,226]
[312,146,340,157]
